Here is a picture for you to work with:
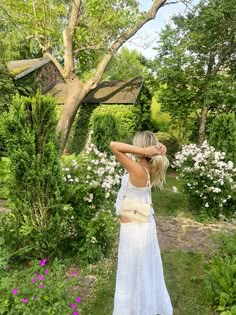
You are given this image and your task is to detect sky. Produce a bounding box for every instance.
[124,0,199,59]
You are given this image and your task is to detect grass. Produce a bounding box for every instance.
[152,171,192,218]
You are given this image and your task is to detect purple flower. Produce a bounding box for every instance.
[45,269,49,274]
[31,278,37,283]
[22,298,28,303]
[39,283,44,289]
[72,271,78,276]
[73,312,79,315]
[38,275,44,281]
[40,258,47,267]
[75,296,81,303]
[70,303,76,309]
[12,288,18,295]
[34,272,38,276]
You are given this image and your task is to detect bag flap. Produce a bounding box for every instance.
[122,198,150,216]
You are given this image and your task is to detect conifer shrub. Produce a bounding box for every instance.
[0,93,70,260]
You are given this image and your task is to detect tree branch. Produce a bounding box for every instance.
[212,35,236,75]
[89,0,168,88]
[63,0,82,78]
[74,44,103,54]
[44,52,64,78]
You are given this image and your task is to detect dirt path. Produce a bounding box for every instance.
[155,215,236,256]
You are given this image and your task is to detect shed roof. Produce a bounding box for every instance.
[7,57,50,79]
[83,76,144,104]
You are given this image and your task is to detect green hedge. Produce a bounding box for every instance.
[68,81,153,153]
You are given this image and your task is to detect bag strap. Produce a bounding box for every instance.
[123,167,153,206]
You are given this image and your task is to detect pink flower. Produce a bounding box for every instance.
[22,298,28,303]
[45,269,49,274]
[70,303,76,309]
[72,271,78,276]
[31,278,37,283]
[34,272,38,276]
[73,312,79,315]
[39,283,44,289]
[38,275,44,281]
[75,296,81,303]
[12,288,18,295]
[40,258,47,267]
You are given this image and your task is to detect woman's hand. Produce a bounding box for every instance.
[144,143,167,158]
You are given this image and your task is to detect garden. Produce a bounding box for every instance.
[0,0,236,314]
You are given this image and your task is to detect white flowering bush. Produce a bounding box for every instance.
[172,141,236,219]
[61,143,123,264]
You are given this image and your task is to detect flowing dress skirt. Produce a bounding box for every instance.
[112,215,173,315]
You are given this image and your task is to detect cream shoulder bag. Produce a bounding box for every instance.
[119,167,152,223]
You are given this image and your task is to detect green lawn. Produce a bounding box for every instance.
[152,171,192,218]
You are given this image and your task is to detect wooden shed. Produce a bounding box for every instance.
[7,57,144,105]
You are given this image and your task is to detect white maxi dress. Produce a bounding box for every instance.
[112,172,173,315]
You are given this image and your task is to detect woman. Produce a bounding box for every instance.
[110,131,173,315]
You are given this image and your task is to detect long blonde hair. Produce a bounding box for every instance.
[132,131,169,190]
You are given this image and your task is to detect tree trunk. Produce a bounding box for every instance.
[198,106,208,145]
[56,77,88,153]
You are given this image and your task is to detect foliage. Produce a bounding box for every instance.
[90,104,141,143]
[103,47,147,81]
[0,157,10,199]
[173,141,236,219]
[0,0,140,77]
[208,113,236,164]
[68,103,98,154]
[61,143,121,264]
[152,0,236,141]
[1,93,66,260]
[0,258,82,315]
[91,115,120,153]
[136,82,152,131]
[0,63,17,156]
[70,97,150,154]
[156,132,179,164]
[205,231,236,314]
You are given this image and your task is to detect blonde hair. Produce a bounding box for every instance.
[132,131,169,190]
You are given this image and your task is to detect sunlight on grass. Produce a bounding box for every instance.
[152,172,193,218]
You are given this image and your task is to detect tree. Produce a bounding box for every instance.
[103,47,147,81]
[152,0,236,144]
[0,0,190,151]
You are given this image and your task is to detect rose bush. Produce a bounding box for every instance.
[172,141,236,219]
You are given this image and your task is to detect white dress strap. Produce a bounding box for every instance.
[141,166,150,186]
